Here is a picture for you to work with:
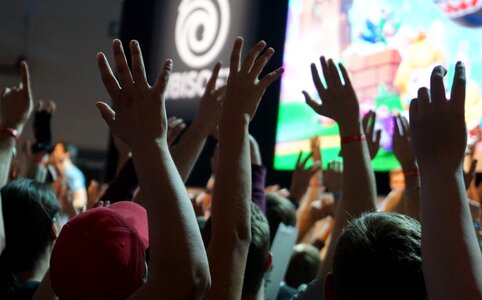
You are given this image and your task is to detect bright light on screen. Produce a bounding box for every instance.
[274,0,482,171]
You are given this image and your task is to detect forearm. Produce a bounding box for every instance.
[101,157,138,203]
[402,174,421,220]
[319,123,376,279]
[420,167,482,299]
[132,142,209,294]
[205,116,251,300]
[170,121,208,182]
[0,135,15,253]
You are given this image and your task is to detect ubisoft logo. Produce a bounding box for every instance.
[175,0,231,68]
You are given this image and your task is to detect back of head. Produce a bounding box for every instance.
[242,203,270,297]
[0,178,60,298]
[332,212,426,300]
[265,193,296,244]
[285,244,321,288]
[50,201,149,300]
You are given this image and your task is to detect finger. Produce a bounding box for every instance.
[47,100,56,114]
[302,151,313,167]
[409,98,419,121]
[296,151,303,166]
[240,40,266,74]
[229,37,244,74]
[450,61,466,113]
[469,159,477,176]
[417,87,430,115]
[212,85,226,101]
[37,100,44,112]
[130,40,148,89]
[259,66,284,89]
[20,61,31,96]
[430,65,447,104]
[320,56,334,89]
[205,62,221,94]
[96,52,121,98]
[303,90,321,113]
[250,47,275,79]
[374,129,382,147]
[400,115,410,136]
[393,115,401,138]
[96,101,115,127]
[112,39,134,89]
[338,63,352,88]
[310,63,326,95]
[152,59,173,95]
[328,59,343,89]
[362,111,371,133]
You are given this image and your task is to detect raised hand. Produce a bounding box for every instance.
[409,63,466,171]
[96,39,172,151]
[392,115,417,169]
[167,116,186,146]
[464,159,477,190]
[362,110,381,159]
[0,61,34,133]
[192,63,225,135]
[290,151,322,203]
[32,100,56,154]
[303,56,360,135]
[324,160,343,194]
[310,136,322,163]
[221,37,284,123]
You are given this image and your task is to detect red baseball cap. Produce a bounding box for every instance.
[50,201,149,300]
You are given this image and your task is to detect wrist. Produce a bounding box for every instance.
[190,118,212,136]
[219,114,250,135]
[339,121,362,137]
[0,127,20,143]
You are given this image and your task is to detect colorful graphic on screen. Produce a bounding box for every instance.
[274,0,482,171]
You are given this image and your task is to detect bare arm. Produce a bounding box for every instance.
[303,57,376,280]
[170,64,224,182]
[204,37,283,300]
[392,115,421,220]
[0,61,34,253]
[96,39,210,299]
[410,63,482,299]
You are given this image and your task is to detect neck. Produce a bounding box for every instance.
[15,245,52,284]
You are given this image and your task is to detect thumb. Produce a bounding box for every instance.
[96,101,115,127]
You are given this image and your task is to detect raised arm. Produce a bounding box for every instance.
[170,64,224,181]
[409,63,482,299]
[303,57,377,280]
[392,114,421,219]
[0,61,33,253]
[96,39,209,299]
[204,37,283,299]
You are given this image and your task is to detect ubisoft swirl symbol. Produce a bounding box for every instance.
[175,0,231,69]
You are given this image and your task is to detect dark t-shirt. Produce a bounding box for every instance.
[15,281,39,300]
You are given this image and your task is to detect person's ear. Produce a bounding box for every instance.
[264,252,273,273]
[324,272,336,300]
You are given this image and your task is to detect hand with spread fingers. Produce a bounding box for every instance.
[96,39,172,151]
[1,61,34,134]
[392,115,417,170]
[290,151,322,204]
[409,63,467,171]
[221,37,284,124]
[303,56,360,136]
[362,110,381,160]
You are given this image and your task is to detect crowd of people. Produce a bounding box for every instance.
[0,35,481,300]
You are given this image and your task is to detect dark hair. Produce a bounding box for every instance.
[265,193,296,244]
[332,212,426,300]
[285,244,321,288]
[201,203,270,297]
[0,178,60,299]
[242,203,270,296]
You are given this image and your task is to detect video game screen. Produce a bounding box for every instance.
[274,0,482,171]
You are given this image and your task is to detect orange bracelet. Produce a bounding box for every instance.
[0,127,19,143]
[341,133,365,144]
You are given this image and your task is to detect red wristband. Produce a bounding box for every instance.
[341,133,365,144]
[0,127,19,143]
[403,169,419,177]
